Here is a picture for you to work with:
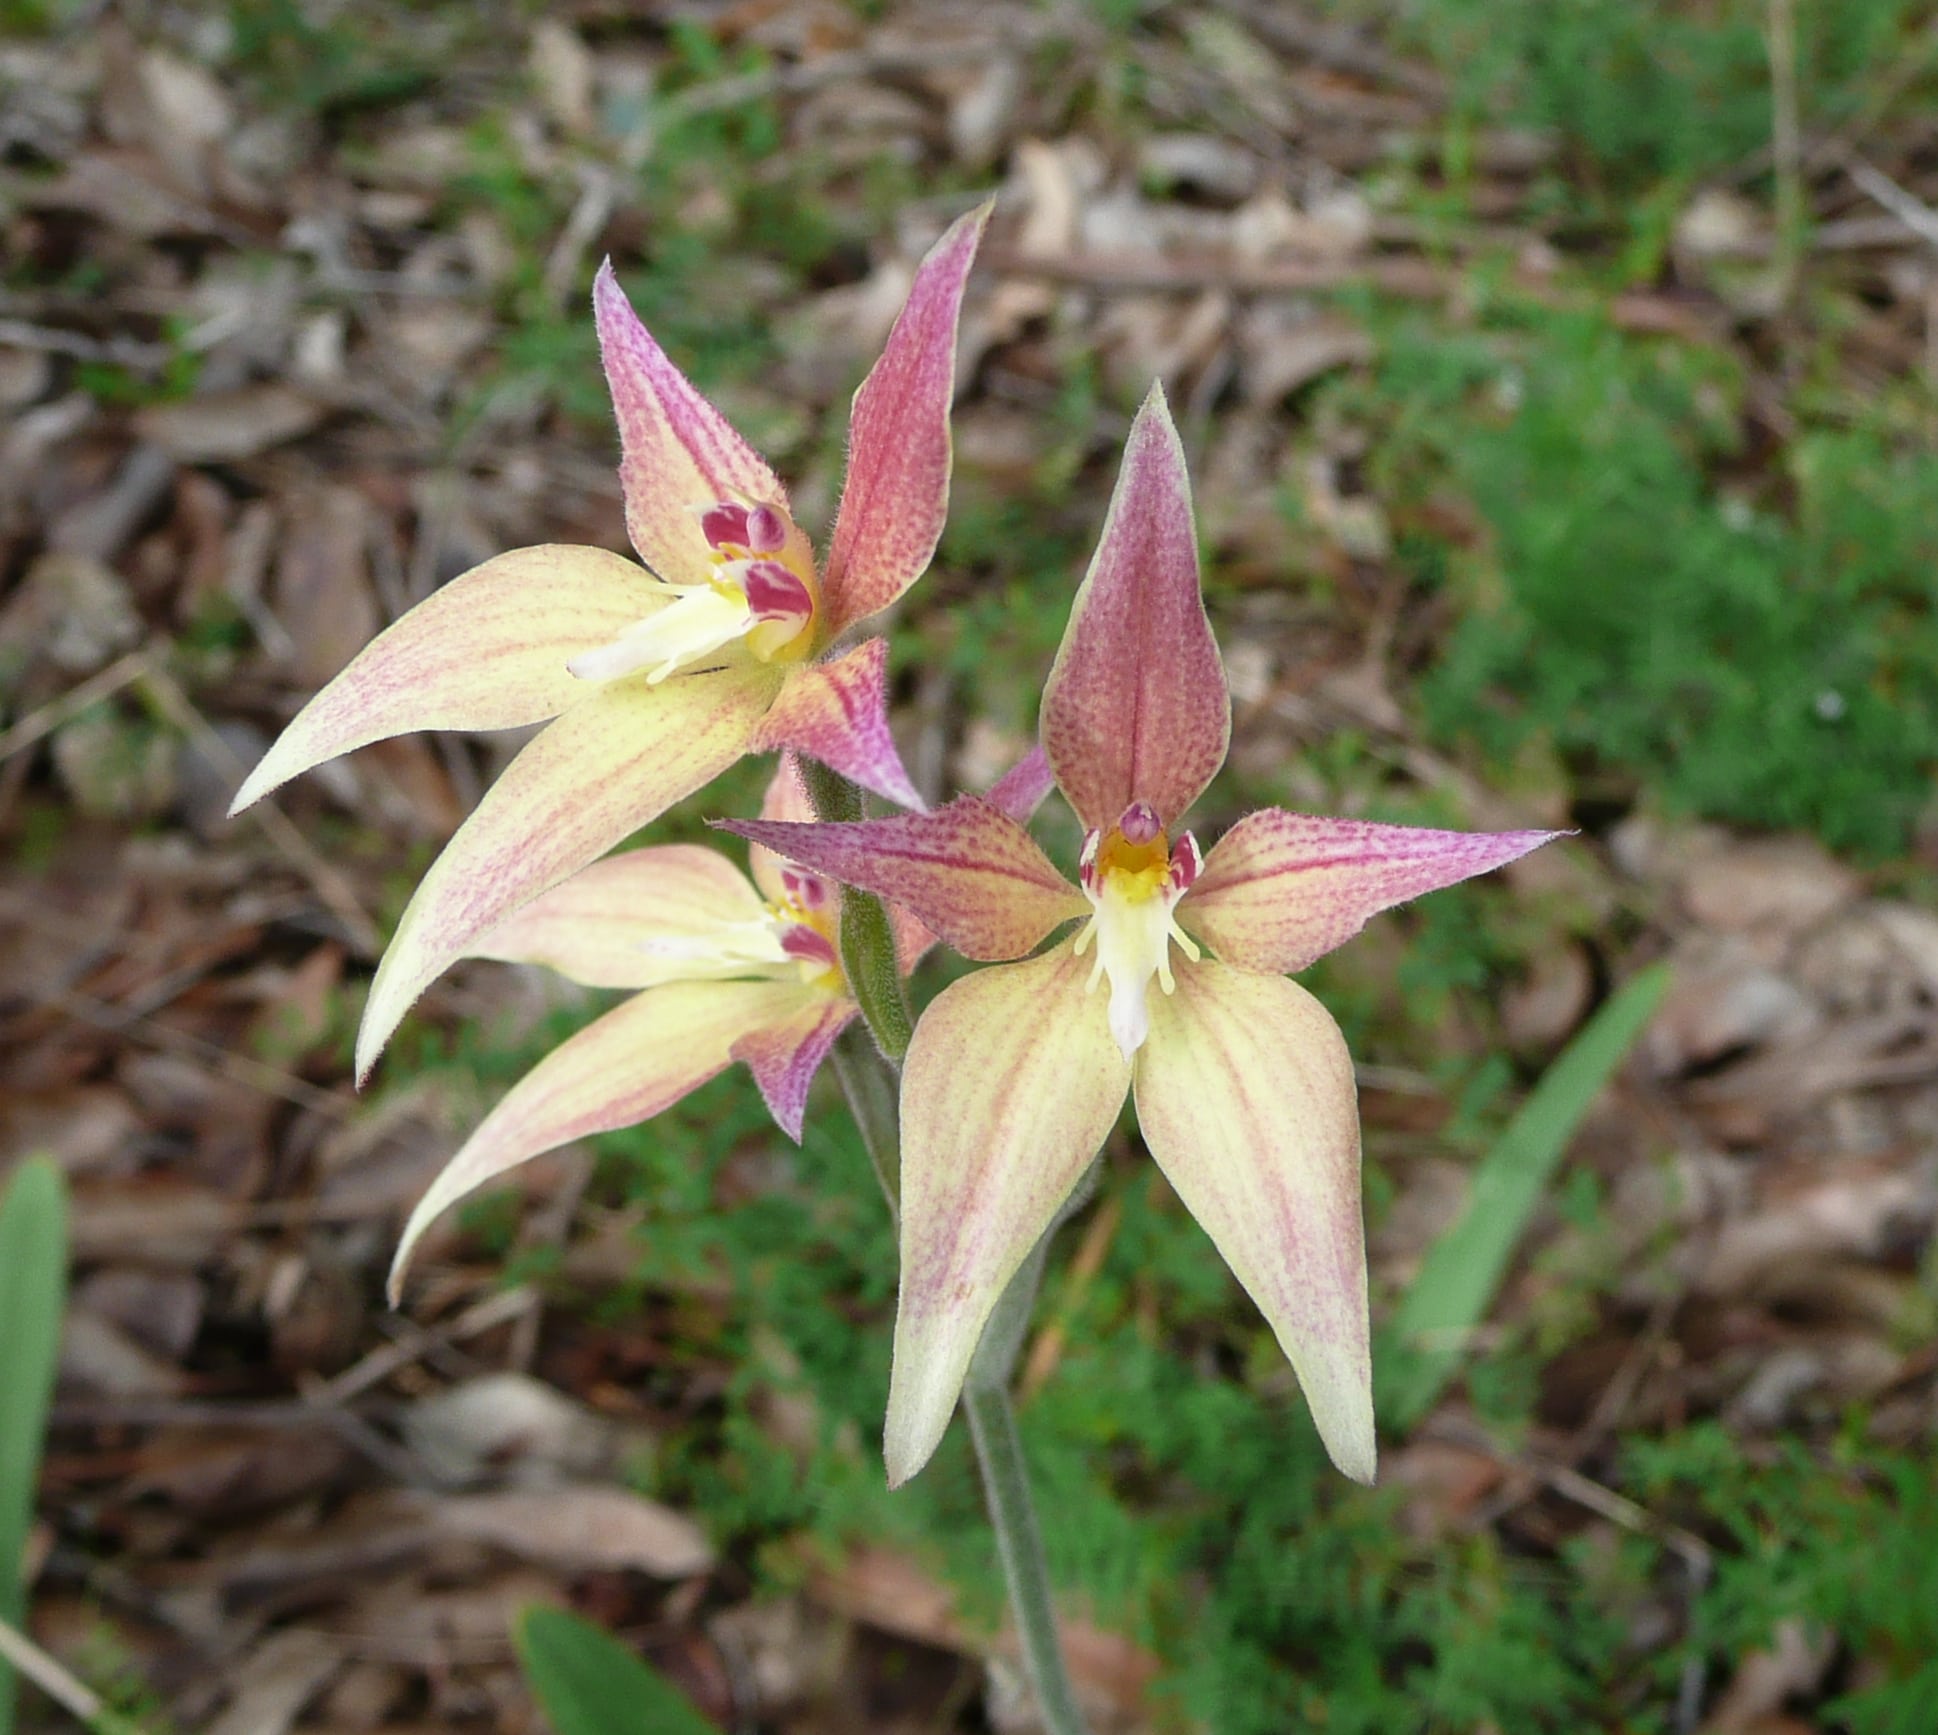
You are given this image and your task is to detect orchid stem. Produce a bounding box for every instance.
[829,1022,900,1212]
[962,1199,1094,1735]
[799,760,913,1063]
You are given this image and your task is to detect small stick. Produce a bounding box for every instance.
[0,1611,142,1734]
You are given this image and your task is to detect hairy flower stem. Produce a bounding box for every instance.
[809,766,1090,1733]
[799,759,914,1062]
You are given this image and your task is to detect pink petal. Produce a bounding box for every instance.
[1134,961,1373,1482]
[886,939,1131,1485]
[746,754,819,905]
[231,545,658,813]
[594,262,788,586]
[389,977,814,1300]
[357,664,781,1082]
[820,202,992,636]
[1180,810,1564,976]
[982,743,1055,825]
[1039,383,1230,831]
[754,638,922,810]
[467,844,767,988]
[732,993,855,1141]
[721,797,1085,962]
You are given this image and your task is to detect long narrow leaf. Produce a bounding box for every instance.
[514,1606,721,1735]
[1378,965,1672,1430]
[0,1158,69,1735]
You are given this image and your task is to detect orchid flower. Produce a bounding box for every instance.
[231,204,990,1083]
[386,753,1052,1303]
[726,385,1563,1488]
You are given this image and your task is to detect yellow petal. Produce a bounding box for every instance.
[356,663,781,1081]
[231,545,660,812]
[886,939,1130,1485]
[467,845,769,989]
[1134,960,1374,1483]
[389,977,814,1300]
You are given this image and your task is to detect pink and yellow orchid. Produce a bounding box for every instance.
[727,385,1562,1488]
[386,761,852,1302]
[231,204,990,1082]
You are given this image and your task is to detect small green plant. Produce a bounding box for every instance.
[0,1157,69,1735]
[513,1606,721,1735]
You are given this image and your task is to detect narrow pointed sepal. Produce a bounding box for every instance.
[1134,960,1374,1482]
[821,201,992,636]
[755,638,922,811]
[982,743,1055,825]
[720,797,1086,962]
[594,261,788,585]
[388,977,812,1302]
[231,546,658,813]
[356,665,780,1081]
[731,994,854,1141]
[467,845,768,989]
[1180,811,1565,976]
[886,939,1131,1485]
[1039,384,1230,831]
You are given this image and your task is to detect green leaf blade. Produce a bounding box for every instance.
[513,1606,721,1735]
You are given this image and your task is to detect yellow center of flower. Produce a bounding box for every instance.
[1073,807,1201,1061]
[569,499,820,685]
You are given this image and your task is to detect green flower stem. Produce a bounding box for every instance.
[798,760,913,1063]
[803,760,1090,1732]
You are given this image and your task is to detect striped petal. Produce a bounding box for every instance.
[755,638,922,810]
[357,665,781,1081]
[731,992,854,1140]
[746,754,820,905]
[594,262,789,586]
[820,202,991,636]
[467,845,768,989]
[389,977,813,1300]
[1039,384,1230,831]
[1134,960,1373,1483]
[886,939,1130,1485]
[1180,811,1564,976]
[231,545,658,813]
[721,797,1085,961]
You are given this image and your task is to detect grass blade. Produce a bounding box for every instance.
[1378,964,1672,1431]
[513,1606,721,1735]
[0,1157,69,1735]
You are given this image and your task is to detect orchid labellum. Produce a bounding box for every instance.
[231,205,990,1082]
[728,385,1563,1487]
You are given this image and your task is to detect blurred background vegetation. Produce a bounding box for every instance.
[1,1,1936,1731]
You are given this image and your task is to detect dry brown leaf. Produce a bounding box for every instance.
[425,1485,715,1577]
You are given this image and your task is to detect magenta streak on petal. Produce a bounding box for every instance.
[743,560,814,624]
[1178,808,1565,977]
[719,796,1087,962]
[753,637,923,810]
[1039,383,1230,832]
[820,202,991,636]
[593,262,786,585]
[733,997,854,1141]
[1170,830,1203,892]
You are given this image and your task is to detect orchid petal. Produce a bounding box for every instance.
[594,262,788,585]
[722,797,1085,962]
[821,202,992,636]
[1040,384,1230,831]
[467,845,767,989]
[231,546,658,813]
[755,638,923,810]
[983,743,1055,825]
[746,754,820,905]
[357,665,780,1081]
[886,939,1130,1484]
[1180,811,1564,976]
[1134,960,1374,1483]
[389,977,812,1300]
[731,993,854,1141]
